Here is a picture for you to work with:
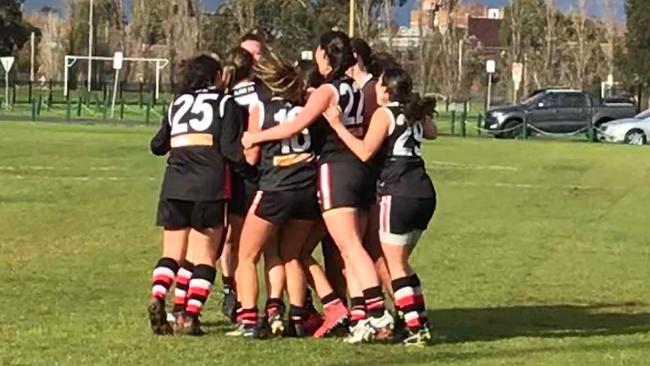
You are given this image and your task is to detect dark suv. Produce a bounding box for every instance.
[484,89,637,138]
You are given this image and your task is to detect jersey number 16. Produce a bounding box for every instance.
[274,107,311,154]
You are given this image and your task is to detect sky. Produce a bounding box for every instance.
[24,0,626,25]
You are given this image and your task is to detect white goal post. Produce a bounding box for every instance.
[63,55,170,100]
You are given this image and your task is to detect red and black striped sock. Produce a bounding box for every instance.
[363,286,386,319]
[172,260,193,313]
[349,297,367,326]
[237,307,258,328]
[185,264,216,317]
[265,297,285,318]
[392,276,422,331]
[410,274,428,327]
[151,257,179,301]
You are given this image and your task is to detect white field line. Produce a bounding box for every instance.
[441,180,613,191]
[0,165,125,172]
[0,175,155,182]
[428,160,518,171]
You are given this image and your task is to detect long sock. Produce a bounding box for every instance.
[349,297,366,326]
[410,274,428,326]
[172,260,194,313]
[321,292,340,309]
[363,286,386,318]
[151,257,179,301]
[265,297,285,318]
[222,275,235,291]
[392,275,423,331]
[186,264,216,317]
[305,289,317,313]
[289,305,306,327]
[237,307,258,328]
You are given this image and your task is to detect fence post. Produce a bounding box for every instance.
[477,114,483,136]
[102,82,108,103]
[48,80,53,108]
[145,98,152,125]
[120,98,125,120]
[451,110,456,135]
[36,95,42,115]
[11,83,16,106]
[139,82,144,108]
[65,94,71,123]
[28,81,32,102]
[445,98,450,112]
[119,80,124,100]
[587,106,595,142]
[523,111,529,140]
[31,98,36,121]
[77,96,82,117]
[102,97,108,122]
[461,102,467,137]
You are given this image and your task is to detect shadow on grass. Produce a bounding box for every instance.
[430,302,650,343]
[328,303,650,366]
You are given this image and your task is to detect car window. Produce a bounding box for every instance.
[561,93,587,108]
[541,94,561,108]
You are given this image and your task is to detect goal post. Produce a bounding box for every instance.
[63,54,169,100]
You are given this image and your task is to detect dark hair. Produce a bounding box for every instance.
[371,51,399,76]
[254,52,304,105]
[350,38,374,73]
[381,67,435,123]
[296,59,324,89]
[240,32,265,45]
[222,47,255,91]
[174,54,222,95]
[318,31,356,82]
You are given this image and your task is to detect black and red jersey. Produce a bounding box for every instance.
[150,87,244,201]
[256,98,316,192]
[377,103,434,199]
[313,77,365,163]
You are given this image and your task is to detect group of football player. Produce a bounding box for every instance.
[147,29,438,346]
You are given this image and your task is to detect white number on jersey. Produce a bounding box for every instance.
[393,114,423,157]
[274,106,311,154]
[338,83,364,126]
[169,94,220,135]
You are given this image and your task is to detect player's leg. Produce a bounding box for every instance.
[379,195,436,346]
[174,200,227,336]
[362,204,393,301]
[321,235,347,301]
[149,198,191,335]
[279,219,314,337]
[220,214,243,322]
[228,191,277,337]
[263,235,286,336]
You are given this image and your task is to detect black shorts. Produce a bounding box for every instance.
[249,186,320,225]
[157,198,228,230]
[378,195,436,246]
[230,174,258,217]
[317,161,371,211]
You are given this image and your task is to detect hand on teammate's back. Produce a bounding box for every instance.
[241,131,256,149]
[323,104,344,129]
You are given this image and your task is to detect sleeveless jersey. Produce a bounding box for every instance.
[377,103,434,199]
[257,98,316,192]
[150,87,244,201]
[313,77,365,163]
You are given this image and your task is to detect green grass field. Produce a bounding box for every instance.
[1,120,650,365]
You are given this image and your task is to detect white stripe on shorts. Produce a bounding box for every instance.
[319,164,332,211]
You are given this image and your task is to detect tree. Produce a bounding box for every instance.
[0,0,36,56]
[37,12,69,80]
[620,0,650,85]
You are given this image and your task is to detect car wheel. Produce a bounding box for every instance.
[496,120,523,139]
[624,129,647,145]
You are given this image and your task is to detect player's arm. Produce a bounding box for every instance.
[323,105,390,162]
[150,114,171,156]
[422,115,437,140]
[219,98,245,164]
[244,103,263,165]
[242,85,333,148]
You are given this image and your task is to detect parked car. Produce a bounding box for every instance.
[598,108,650,145]
[484,89,638,139]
